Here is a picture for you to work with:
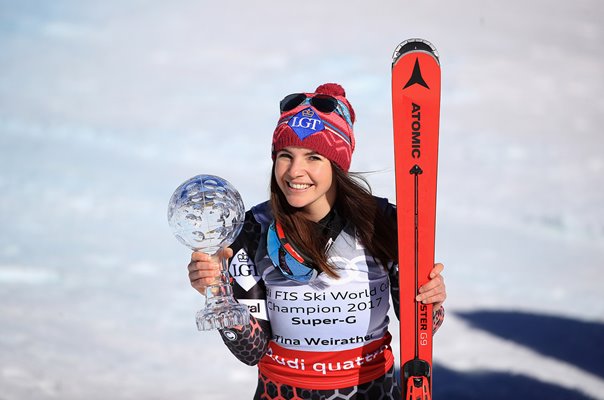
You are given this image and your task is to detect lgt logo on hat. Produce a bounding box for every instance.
[288,107,325,140]
[272,83,356,172]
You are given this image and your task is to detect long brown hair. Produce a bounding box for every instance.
[270,163,398,278]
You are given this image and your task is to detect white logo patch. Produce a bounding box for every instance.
[229,248,261,291]
[223,330,237,341]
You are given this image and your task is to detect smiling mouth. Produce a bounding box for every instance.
[288,182,312,190]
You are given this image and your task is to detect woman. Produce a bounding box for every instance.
[188,83,446,399]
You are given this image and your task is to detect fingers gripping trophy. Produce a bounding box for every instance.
[167,175,250,330]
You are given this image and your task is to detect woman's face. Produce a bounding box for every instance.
[274,146,336,222]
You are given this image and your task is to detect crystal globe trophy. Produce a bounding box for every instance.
[167,174,250,330]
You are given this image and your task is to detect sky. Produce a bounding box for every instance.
[0,0,603,399]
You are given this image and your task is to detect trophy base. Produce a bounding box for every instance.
[196,297,250,331]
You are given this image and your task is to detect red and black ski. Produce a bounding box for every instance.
[391,39,441,400]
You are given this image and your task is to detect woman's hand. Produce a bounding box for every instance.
[187,247,233,296]
[416,262,446,311]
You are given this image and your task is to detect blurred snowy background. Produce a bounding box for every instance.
[0,0,603,399]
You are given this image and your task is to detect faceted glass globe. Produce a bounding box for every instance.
[167,175,245,254]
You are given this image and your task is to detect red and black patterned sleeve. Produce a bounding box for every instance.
[217,210,272,366]
[218,315,271,366]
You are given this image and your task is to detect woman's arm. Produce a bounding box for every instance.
[388,262,446,334]
[188,211,273,365]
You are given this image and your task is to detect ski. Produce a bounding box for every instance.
[391,39,441,400]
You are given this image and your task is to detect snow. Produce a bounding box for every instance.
[0,0,603,399]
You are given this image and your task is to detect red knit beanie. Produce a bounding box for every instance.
[271,83,356,172]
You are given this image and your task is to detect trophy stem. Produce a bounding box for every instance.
[195,251,250,331]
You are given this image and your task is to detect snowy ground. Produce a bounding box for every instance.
[0,1,603,399]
